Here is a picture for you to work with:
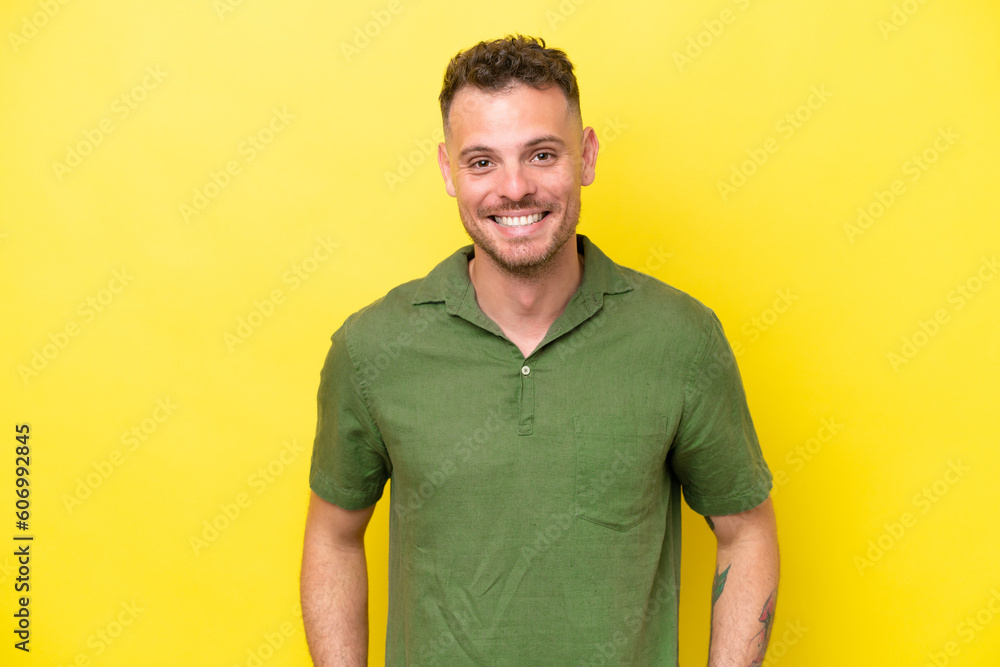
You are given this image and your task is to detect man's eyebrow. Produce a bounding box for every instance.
[458,144,494,160]
[458,135,567,160]
[524,134,566,149]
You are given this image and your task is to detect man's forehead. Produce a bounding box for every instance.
[450,82,569,114]
[447,83,576,145]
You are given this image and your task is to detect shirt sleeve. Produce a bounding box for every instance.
[309,318,392,510]
[669,310,772,516]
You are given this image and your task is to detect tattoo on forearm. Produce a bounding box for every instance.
[748,589,777,666]
[708,563,731,649]
[711,564,730,607]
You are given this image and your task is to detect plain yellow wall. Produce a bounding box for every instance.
[3,0,1000,665]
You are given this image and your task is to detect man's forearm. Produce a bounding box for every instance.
[707,532,780,666]
[301,541,369,666]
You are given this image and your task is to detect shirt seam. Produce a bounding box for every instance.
[680,307,716,431]
[689,479,771,504]
[311,465,383,501]
[687,481,772,516]
[341,314,391,472]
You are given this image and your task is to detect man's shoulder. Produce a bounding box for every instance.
[337,275,429,338]
[613,263,720,338]
[333,245,467,343]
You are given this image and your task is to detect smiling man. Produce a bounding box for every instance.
[302,35,779,666]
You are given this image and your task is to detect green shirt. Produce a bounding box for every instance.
[309,234,772,666]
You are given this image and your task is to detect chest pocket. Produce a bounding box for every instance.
[573,414,669,532]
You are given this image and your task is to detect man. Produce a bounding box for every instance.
[302,34,778,666]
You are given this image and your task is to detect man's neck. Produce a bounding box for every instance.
[468,238,584,339]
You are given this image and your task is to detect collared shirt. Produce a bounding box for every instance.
[309,234,772,666]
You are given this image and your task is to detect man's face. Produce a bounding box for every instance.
[437,83,598,278]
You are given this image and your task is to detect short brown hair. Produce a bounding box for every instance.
[439,34,581,135]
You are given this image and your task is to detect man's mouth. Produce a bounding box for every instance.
[488,211,550,227]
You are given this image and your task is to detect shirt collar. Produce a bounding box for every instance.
[411,234,634,313]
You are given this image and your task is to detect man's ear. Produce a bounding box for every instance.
[438,141,456,197]
[580,126,599,187]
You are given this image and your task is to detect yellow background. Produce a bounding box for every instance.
[3,0,999,664]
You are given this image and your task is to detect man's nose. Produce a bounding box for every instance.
[497,162,535,202]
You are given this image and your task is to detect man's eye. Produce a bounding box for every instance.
[472,159,491,168]
[534,152,553,161]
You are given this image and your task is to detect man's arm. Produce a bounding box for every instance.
[705,495,780,667]
[301,491,376,667]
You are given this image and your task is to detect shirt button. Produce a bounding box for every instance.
[521,365,530,376]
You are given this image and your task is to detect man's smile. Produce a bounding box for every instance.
[488,211,551,227]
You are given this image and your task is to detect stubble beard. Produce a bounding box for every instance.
[459,193,581,281]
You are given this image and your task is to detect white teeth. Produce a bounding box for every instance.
[494,212,544,227]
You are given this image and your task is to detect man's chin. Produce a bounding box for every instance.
[474,233,575,278]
